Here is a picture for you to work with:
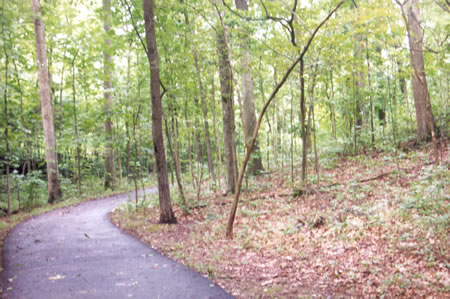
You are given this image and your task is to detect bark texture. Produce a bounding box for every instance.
[235,0,264,175]
[31,0,62,203]
[143,0,176,223]
[404,0,435,142]
[217,27,237,194]
[103,0,115,190]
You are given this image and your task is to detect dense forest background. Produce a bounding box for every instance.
[0,0,448,217]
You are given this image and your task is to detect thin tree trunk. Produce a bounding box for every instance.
[185,98,195,185]
[13,60,32,175]
[258,59,271,171]
[103,0,115,190]
[290,91,294,182]
[352,67,358,153]
[115,119,123,186]
[312,100,319,183]
[137,116,146,197]
[300,59,307,183]
[386,58,397,145]
[193,51,216,186]
[365,39,375,147]
[2,0,11,213]
[143,0,176,223]
[305,64,318,180]
[172,116,182,183]
[398,58,415,132]
[163,108,186,206]
[216,23,237,194]
[132,113,140,208]
[211,77,222,189]
[325,69,337,139]
[353,4,364,139]
[57,48,66,139]
[354,40,364,143]
[16,178,21,211]
[226,0,344,237]
[31,0,62,203]
[71,51,81,195]
[125,121,131,182]
[125,52,131,183]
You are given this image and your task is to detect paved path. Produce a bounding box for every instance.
[1,189,232,299]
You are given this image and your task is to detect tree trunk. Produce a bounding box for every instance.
[290,91,294,182]
[217,23,237,194]
[235,0,264,175]
[300,59,307,183]
[365,39,375,147]
[211,77,222,189]
[226,0,344,238]
[171,116,181,182]
[354,32,364,139]
[397,58,415,131]
[143,0,176,224]
[164,104,185,205]
[72,53,81,195]
[193,51,217,187]
[57,50,65,139]
[115,119,123,186]
[2,0,11,213]
[31,0,62,203]
[325,69,337,139]
[13,59,32,175]
[184,98,195,185]
[403,0,436,143]
[125,121,131,182]
[125,52,131,183]
[103,0,115,190]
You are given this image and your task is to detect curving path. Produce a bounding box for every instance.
[1,189,232,299]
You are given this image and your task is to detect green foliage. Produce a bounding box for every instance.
[20,171,47,209]
[0,0,447,222]
[400,165,449,233]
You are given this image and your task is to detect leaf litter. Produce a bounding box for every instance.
[110,144,449,298]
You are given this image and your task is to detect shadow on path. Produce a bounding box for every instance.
[1,188,233,299]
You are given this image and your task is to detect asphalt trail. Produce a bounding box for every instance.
[1,188,232,299]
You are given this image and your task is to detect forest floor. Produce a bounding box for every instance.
[110,142,449,298]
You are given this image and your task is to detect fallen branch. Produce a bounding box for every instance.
[358,171,392,183]
[317,171,395,191]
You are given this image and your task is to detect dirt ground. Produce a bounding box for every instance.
[111,144,449,298]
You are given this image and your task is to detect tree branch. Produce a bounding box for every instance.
[226,0,346,238]
[433,0,450,13]
[120,0,148,57]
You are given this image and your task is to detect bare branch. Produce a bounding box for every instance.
[183,1,218,33]
[226,0,346,238]
[433,0,450,13]
[120,0,148,57]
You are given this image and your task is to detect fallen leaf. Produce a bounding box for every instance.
[49,274,65,280]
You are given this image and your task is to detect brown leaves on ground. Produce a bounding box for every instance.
[110,145,449,298]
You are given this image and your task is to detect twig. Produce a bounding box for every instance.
[120,0,148,56]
